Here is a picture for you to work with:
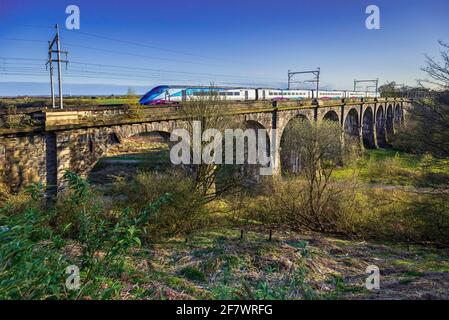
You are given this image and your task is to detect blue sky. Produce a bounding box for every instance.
[0,0,448,96]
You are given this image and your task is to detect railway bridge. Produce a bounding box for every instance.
[0,98,408,194]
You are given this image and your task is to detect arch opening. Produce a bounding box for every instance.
[88,131,172,185]
[362,107,376,149]
[323,110,339,122]
[344,108,360,144]
[386,104,394,140]
[375,106,387,147]
[280,115,309,175]
[236,120,271,185]
[394,104,402,129]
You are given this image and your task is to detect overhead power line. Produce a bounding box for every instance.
[63,29,259,66]
[0,37,48,43]
[64,42,221,67]
[0,57,284,82]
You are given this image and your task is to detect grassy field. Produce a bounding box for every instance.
[74,227,449,300]
[0,96,140,109]
[83,147,449,299]
[333,149,449,186]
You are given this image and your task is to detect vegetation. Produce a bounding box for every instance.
[0,96,139,109]
[0,105,40,129]
[1,43,449,300]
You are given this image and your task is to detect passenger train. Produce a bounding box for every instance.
[139,85,379,105]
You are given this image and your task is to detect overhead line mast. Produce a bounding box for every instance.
[288,68,320,97]
[47,24,68,109]
[354,78,379,96]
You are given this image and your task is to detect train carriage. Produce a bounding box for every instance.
[314,90,345,100]
[140,85,376,105]
[366,91,379,98]
[257,89,311,101]
[139,86,256,105]
[346,91,366,99]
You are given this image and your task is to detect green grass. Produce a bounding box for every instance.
[179,267,207,282]
[1,96,139,109]
[333,149,449,186]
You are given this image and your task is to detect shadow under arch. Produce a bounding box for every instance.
[236,120,271,185]
[344,108,359,142]
[362,107,376,148]
[375,106,387,147]
[323,110,339,122]
[394,104,402,129]
[386,104,394,140]
[280,114,310,175]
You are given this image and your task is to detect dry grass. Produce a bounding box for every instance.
[105,227,449,300]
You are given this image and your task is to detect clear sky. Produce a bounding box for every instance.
[0,0,448,96]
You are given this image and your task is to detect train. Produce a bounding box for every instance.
[139,85,379,105]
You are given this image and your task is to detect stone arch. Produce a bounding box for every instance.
[375,105,387,147]
[277,109,312,139]
[280,114,309,174]
[231,119,271,185]
[323,110,339,122]
[386,104,394,139]
[362,107,376,148]
[86,125,175,184]
[344,108,360,141]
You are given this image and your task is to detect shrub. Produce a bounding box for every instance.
[0,208,70,299]
[365,153,416,184]
[180,266,206,282]
[123,104,145,119]
[113,170,210,240]
[0,171,174,299]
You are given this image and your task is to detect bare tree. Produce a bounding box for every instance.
[393,41,449,157]
[176,90,246,202]
[277,119,348,232]
[422,41,449,90]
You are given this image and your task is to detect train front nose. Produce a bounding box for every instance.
[140,86,169,105]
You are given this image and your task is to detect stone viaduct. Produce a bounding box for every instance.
[0,98,408,194]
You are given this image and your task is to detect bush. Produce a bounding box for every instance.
[0,208,70,299]
[0,171,173,299]
[365,153,416,184]
[123,104,145,119]
[113,170,210,240]
[0,105,37,129]
[251,175,359,234]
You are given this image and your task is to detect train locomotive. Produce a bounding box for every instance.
[139,85,379,105]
